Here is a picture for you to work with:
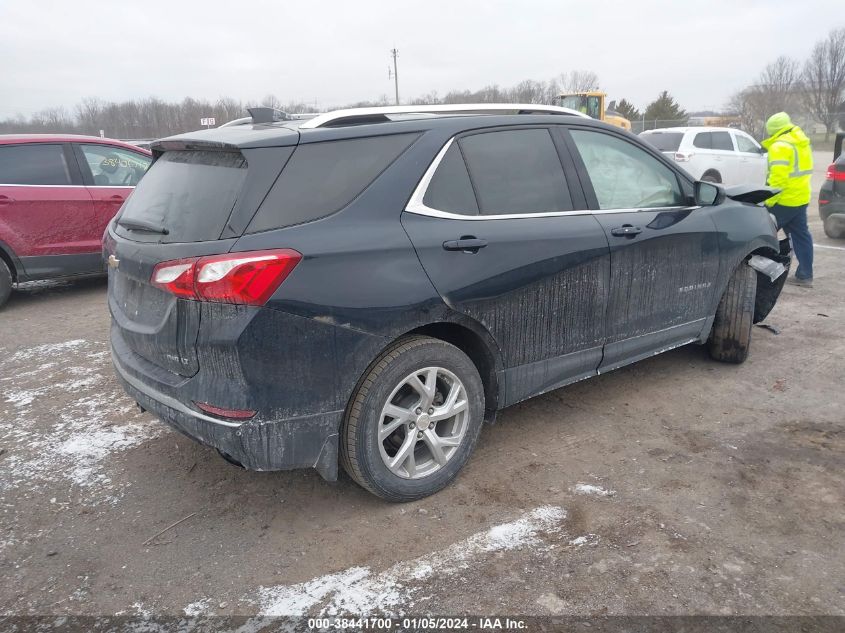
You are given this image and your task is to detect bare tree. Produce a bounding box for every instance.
[559,70,600,93]
[802,27,845,140]
[729,56,800,138]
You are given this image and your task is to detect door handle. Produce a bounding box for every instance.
[610,225,643,237]
[443,237,488,252]
[109,194,125,202]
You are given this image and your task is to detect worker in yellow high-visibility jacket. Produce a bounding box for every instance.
[761,112,814,287]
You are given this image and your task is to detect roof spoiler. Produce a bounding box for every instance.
[246,107,290,123]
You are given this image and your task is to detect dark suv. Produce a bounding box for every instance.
[819,134,844,239]
[106,105,788,501]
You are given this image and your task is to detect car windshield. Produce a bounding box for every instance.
[640,132,684,152]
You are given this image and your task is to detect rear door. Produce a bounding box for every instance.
[688,131,719,181]
[564,127,720,372]
[73,143,152,240]
[0,142,98,278]
[402,126,611,406]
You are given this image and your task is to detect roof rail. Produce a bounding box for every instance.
[298,103,589,129]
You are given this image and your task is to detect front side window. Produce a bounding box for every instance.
[0,144,71,185]
[80,144,151,186]
[710,132,734,151]
[570,129,684,210]
[458,128,573,215]
[735,133,760,153]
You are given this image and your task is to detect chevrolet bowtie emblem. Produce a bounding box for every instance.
[108,254,120,269]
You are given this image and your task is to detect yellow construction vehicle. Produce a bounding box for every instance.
[558,91,631,132]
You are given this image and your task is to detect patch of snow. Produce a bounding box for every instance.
[573,483,615,497]
[248,505,566,617]
[568,533,599,546]
[132,602,152,618]
[8,339,87,362]
[0,339,165,500]
[184,599,211,616]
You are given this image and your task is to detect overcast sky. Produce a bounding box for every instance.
[0,0,838,119]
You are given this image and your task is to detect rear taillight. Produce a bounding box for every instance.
[674,151,693,162]
[151,249,301,306]
[826,163,845,181]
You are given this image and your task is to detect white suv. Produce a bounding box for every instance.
[639,127,767,187]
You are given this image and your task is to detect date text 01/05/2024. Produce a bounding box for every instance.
[306,617,528,630]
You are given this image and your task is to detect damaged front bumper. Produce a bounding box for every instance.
[112,350,342,481]
[751,238,792,324]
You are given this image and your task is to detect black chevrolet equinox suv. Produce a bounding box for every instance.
[106,104,789,501]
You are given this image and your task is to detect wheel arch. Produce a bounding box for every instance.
[403,319,503,422]
[0,239,22,283]
[701,169,722,183]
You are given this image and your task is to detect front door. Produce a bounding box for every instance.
[733,131,768,186]
[402,127,611,406]
[565,128,720,372]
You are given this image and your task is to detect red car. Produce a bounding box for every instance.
[0,134,152,307]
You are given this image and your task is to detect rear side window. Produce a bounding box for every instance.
[0,144,71,185]
[693,132,712,149]
[116,151,247,243]
[458,129,572,214]
[640,132,684,152]
[247,133,417,233]
[423,144,479,215]
[711,132,734,151]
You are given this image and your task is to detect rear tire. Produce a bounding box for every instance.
[708,262,757,363]
[0,259,12,309]
[340,336,484,502]
[823,217,845,239]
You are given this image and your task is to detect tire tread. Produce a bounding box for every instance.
[708,263,756,363]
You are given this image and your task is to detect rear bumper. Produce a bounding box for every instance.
[112,347,342,481]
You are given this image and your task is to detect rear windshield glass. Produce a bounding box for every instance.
[640,132,684,152]
[116,151,246,243]
[246,133,417,233]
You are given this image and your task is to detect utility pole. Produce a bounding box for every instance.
[390,48,399,105]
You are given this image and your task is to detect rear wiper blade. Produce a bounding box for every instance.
[118,218,169,235]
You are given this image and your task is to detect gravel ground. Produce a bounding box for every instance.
[0,153,843,621]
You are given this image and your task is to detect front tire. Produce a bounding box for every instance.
[708,262,757,363]
[0,259,12,309]
[340,336,484,502]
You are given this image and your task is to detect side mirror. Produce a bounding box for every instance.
[694,181,726,206]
